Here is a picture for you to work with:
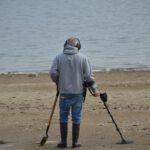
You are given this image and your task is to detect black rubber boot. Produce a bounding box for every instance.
[72,123,82,148]
[57,123,67,148]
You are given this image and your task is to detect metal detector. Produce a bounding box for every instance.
[100,93,133,144]
[87,88,133,144]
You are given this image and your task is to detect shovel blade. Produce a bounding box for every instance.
[40,136,48,146]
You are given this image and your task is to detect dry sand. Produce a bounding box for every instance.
[0,70,150,150]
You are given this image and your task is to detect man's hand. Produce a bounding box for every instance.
[94,90,100,97]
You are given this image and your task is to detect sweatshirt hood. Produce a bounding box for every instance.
[63,44,79,55]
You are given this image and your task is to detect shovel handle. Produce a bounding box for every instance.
[48,91,59,126]
[45,90,59,136]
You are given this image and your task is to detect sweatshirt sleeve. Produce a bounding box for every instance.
[83,57,97,93]
[50,55,59,83]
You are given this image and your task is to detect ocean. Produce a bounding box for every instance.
[0,0,150,73]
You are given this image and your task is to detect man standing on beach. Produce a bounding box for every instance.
[50,37,100,148]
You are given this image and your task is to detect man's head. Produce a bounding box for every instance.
[64,37,81,50]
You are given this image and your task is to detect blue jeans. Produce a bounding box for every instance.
[59,94,83,124]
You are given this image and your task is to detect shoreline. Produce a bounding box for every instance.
[0,67,150,75]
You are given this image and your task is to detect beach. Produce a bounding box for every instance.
[0,70,150,150]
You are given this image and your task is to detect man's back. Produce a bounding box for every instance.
[50,44,92,94]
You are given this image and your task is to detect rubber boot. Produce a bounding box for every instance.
[57,123,67,148]
[72,123,82,148]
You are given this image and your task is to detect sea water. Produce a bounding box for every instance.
[0,0,150,73]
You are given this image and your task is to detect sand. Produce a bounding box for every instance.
[0,70,150,150]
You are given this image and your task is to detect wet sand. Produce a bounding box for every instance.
[0,70,150,150]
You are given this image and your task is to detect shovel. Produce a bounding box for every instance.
[40,90,59,146]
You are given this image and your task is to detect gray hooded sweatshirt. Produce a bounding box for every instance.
[50,44,96,94]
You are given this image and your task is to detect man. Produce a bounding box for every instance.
[50,37,100,148]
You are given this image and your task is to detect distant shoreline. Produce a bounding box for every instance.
[0,67,150,75]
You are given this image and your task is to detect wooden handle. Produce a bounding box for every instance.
[48,94,58,127]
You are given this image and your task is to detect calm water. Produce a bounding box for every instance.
[0,0,150,73]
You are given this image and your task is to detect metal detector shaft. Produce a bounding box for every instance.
[86,86,127,143]
[103,101,125,141]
